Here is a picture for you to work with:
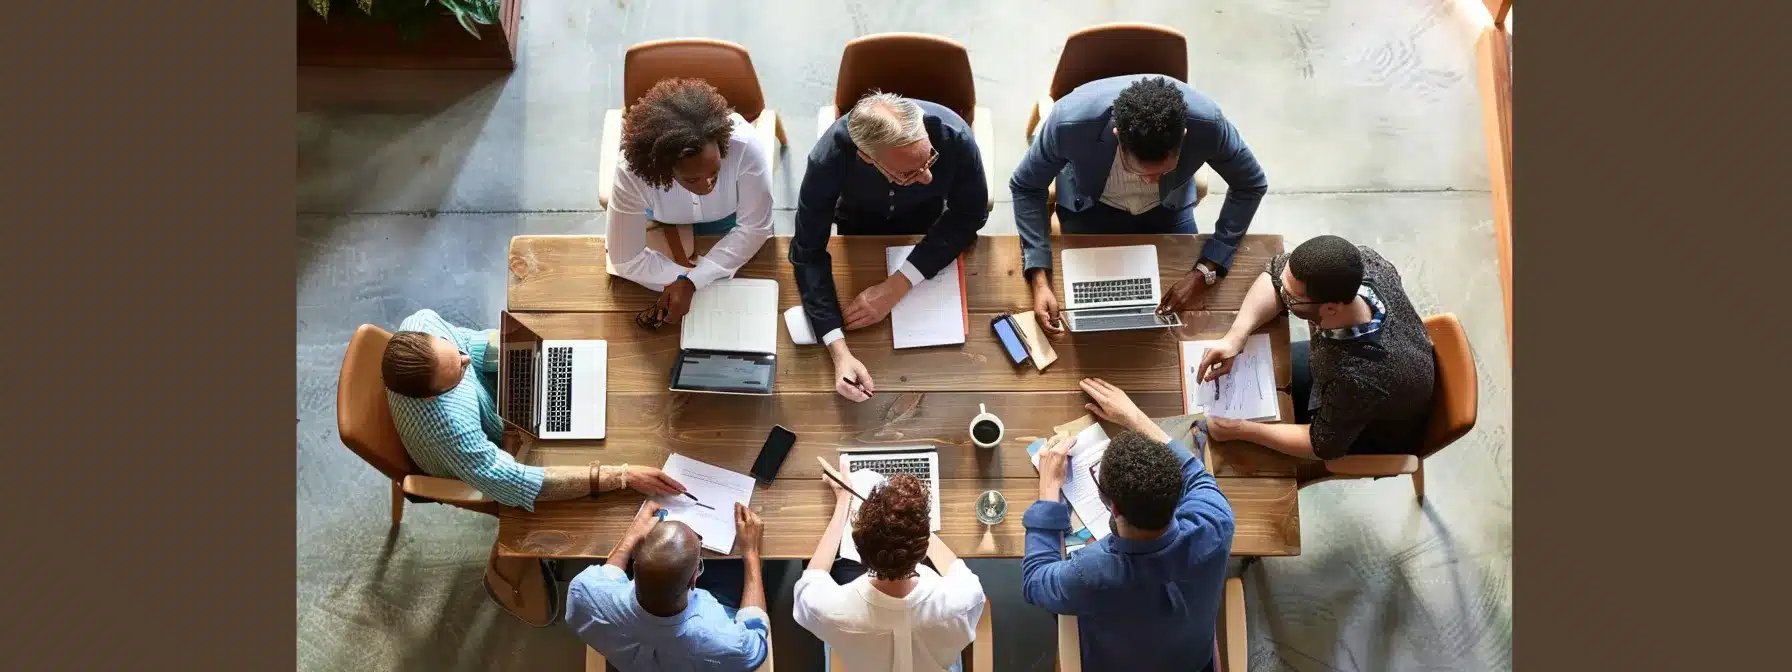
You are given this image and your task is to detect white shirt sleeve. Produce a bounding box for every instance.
[792,569,846,637]
[687,132,775,289]
[940,560,988,625]
[606,165,690,291]
[821,328,845,346]
[898,260,925,286]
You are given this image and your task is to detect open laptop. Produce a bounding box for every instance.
[839,447,942,532]
[1060,245,1184,333]
[671,278,780,396]
[498,312,608,440]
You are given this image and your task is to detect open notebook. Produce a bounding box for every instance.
[884,245,968,349]
[681,278,778,355]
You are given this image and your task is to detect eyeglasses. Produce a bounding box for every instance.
[636,304,669,330]
[861,148,939,185]
[1277,283,1325,311]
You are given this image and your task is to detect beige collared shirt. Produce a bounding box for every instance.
[1099,152,1162,215]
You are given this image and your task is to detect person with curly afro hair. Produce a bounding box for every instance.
[1022,377,1234,670]
[607,77,774,326]
[1011,74,1268,336]
[794,472,987,671]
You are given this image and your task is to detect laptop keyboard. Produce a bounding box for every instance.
[1070,277,1152,305]
[545,346,573,433]
[504,348,536,429]
[1071,311,1181,331]
[848,457,935,487]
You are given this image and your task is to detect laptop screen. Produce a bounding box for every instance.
[670,350,776,395]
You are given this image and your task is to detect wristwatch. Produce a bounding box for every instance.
[1194,261,1218,287]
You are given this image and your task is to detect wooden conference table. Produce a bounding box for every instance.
[496,233,1304,559]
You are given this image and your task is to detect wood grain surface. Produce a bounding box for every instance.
[508,234,1285,314]
[499,233,1306,558]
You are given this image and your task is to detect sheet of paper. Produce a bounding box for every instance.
[653,454,758,554]
[1012,311,1059,370]
[1029,421,1113,541]
[885,245,966,349]
[682,278,779,355]
[836,469,887,564]
[1181,333,1280,421]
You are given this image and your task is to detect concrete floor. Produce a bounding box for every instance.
[297,1,1512,670]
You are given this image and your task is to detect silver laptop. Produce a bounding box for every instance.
[498,312,608,440]
[671,278,781,395]
[839,447,942,532]
[1060,245,1184,333]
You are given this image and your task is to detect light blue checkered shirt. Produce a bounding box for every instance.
[385,309,545,509]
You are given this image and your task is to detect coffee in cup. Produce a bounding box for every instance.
[969,404,1004,448]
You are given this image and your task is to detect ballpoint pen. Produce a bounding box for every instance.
[841,376,874,398]
[681,491,713,510]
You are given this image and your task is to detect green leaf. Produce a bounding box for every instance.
[453,9,482,39]
[308,0,330,19]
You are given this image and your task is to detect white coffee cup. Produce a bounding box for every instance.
[969,404,1004,448]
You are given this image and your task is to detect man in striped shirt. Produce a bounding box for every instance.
[382,309,685,508]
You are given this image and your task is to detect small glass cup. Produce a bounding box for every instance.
[975,490,1008,525]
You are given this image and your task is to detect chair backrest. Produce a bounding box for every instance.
[624,38,766,122]
[834,33,977,124]
[1049,23,1188,100]
[338,324,419,482]
[1420,314,1478,457]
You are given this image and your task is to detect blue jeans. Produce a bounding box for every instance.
[1055,202,1197,234]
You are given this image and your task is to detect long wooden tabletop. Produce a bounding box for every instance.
[498,233,1306,559]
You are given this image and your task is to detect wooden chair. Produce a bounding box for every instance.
[586,633,776,672]
[825,597,994,671]
[337,324,497,523]
[816,32,997,212]
[1055,577,1246,671]
[1296,313,1480,500]
[598,38,788,210]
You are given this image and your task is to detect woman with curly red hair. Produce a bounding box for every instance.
[607,77,774,325]
[793,472,986,671]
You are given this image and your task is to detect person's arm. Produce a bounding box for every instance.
[1220,268,1284,345]
[1194,115,1267,275]
[791,141,850,345]
[1011,117,1069,278]
[735,503,767,613]
[927,533,961,575]
[604,502,661,571]
[606,168,690,291]
[807,496,852,574]
[1019,499,1090,615]
[903,130,988,281]
[1280,374,1387,460]
[1168,435,1235,537]
[1233,421,1317,460]
[686,136,776,289]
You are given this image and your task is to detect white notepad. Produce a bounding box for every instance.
[653,454,758,554]
[884,245,966,349]
[836,469,887,564]
[1181,333,1280,421]
[681,278,779,354]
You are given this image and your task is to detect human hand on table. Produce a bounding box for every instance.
[830,342,876,403]
[625,501,663,541]
[1158,269,1211,314]
[735,503,764,557]
[843,274,912,330]
[1028,272,1065,335]
[1036,434,1075,501]
[653,276,697,323]
[1195,335,1244,383]
[1204,416,1248,443]
[625,466,686,497]
[1080,377,1171,443]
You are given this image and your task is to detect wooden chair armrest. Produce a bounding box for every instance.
[1057,614,1082,672]
[1222,577,1247,672]
[1324,454,1420,477]
[585,646,604,672]
[754,625,774,672]
[598,108,624,210]
[815,104,838,140]
[401,475,493,506]
[1026,96,1053,144]
[972,108,996,213]
[965,596,993,671]
[753,109,781,186]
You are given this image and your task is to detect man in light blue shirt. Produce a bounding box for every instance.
[567,501,771,671]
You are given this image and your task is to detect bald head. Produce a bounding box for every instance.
[634,520,701,612]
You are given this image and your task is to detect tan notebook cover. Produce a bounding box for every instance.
[1013,311,1060,371]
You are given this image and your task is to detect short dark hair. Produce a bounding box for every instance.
[621,78,735,190]
[1096,430,1183,530]
[1110,77,1188,162]
[852,474,932,580]
[1289,235,1365,304]
[381,331,441,399]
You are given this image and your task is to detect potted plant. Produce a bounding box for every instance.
[297,0,523,70]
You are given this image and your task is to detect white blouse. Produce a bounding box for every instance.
[606,113,775,291]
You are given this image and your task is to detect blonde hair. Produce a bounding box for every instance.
[846,92,926,152]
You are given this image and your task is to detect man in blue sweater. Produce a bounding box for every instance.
[1023,377,1235,670]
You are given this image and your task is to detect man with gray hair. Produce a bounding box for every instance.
[791,92,989,402]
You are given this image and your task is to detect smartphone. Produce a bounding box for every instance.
[749,425,797,484]
[991,314,1031,366]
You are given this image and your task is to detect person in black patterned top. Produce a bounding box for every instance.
[1192,235,1436,460]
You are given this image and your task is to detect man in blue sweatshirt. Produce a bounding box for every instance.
[1024,377,1235,671]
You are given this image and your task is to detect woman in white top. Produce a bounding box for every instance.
[794,473,987,672]
[610,78,775,324]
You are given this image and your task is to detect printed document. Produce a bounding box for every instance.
[884,245,965,349]
[654,454,757,554]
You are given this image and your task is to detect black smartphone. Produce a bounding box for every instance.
[749,425,797,484]
[991,314,1031,366]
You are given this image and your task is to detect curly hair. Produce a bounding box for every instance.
[852,473,932,580]
[1096,430,1185,530]
[621,78,735,190]
[1110,76,1189,162]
